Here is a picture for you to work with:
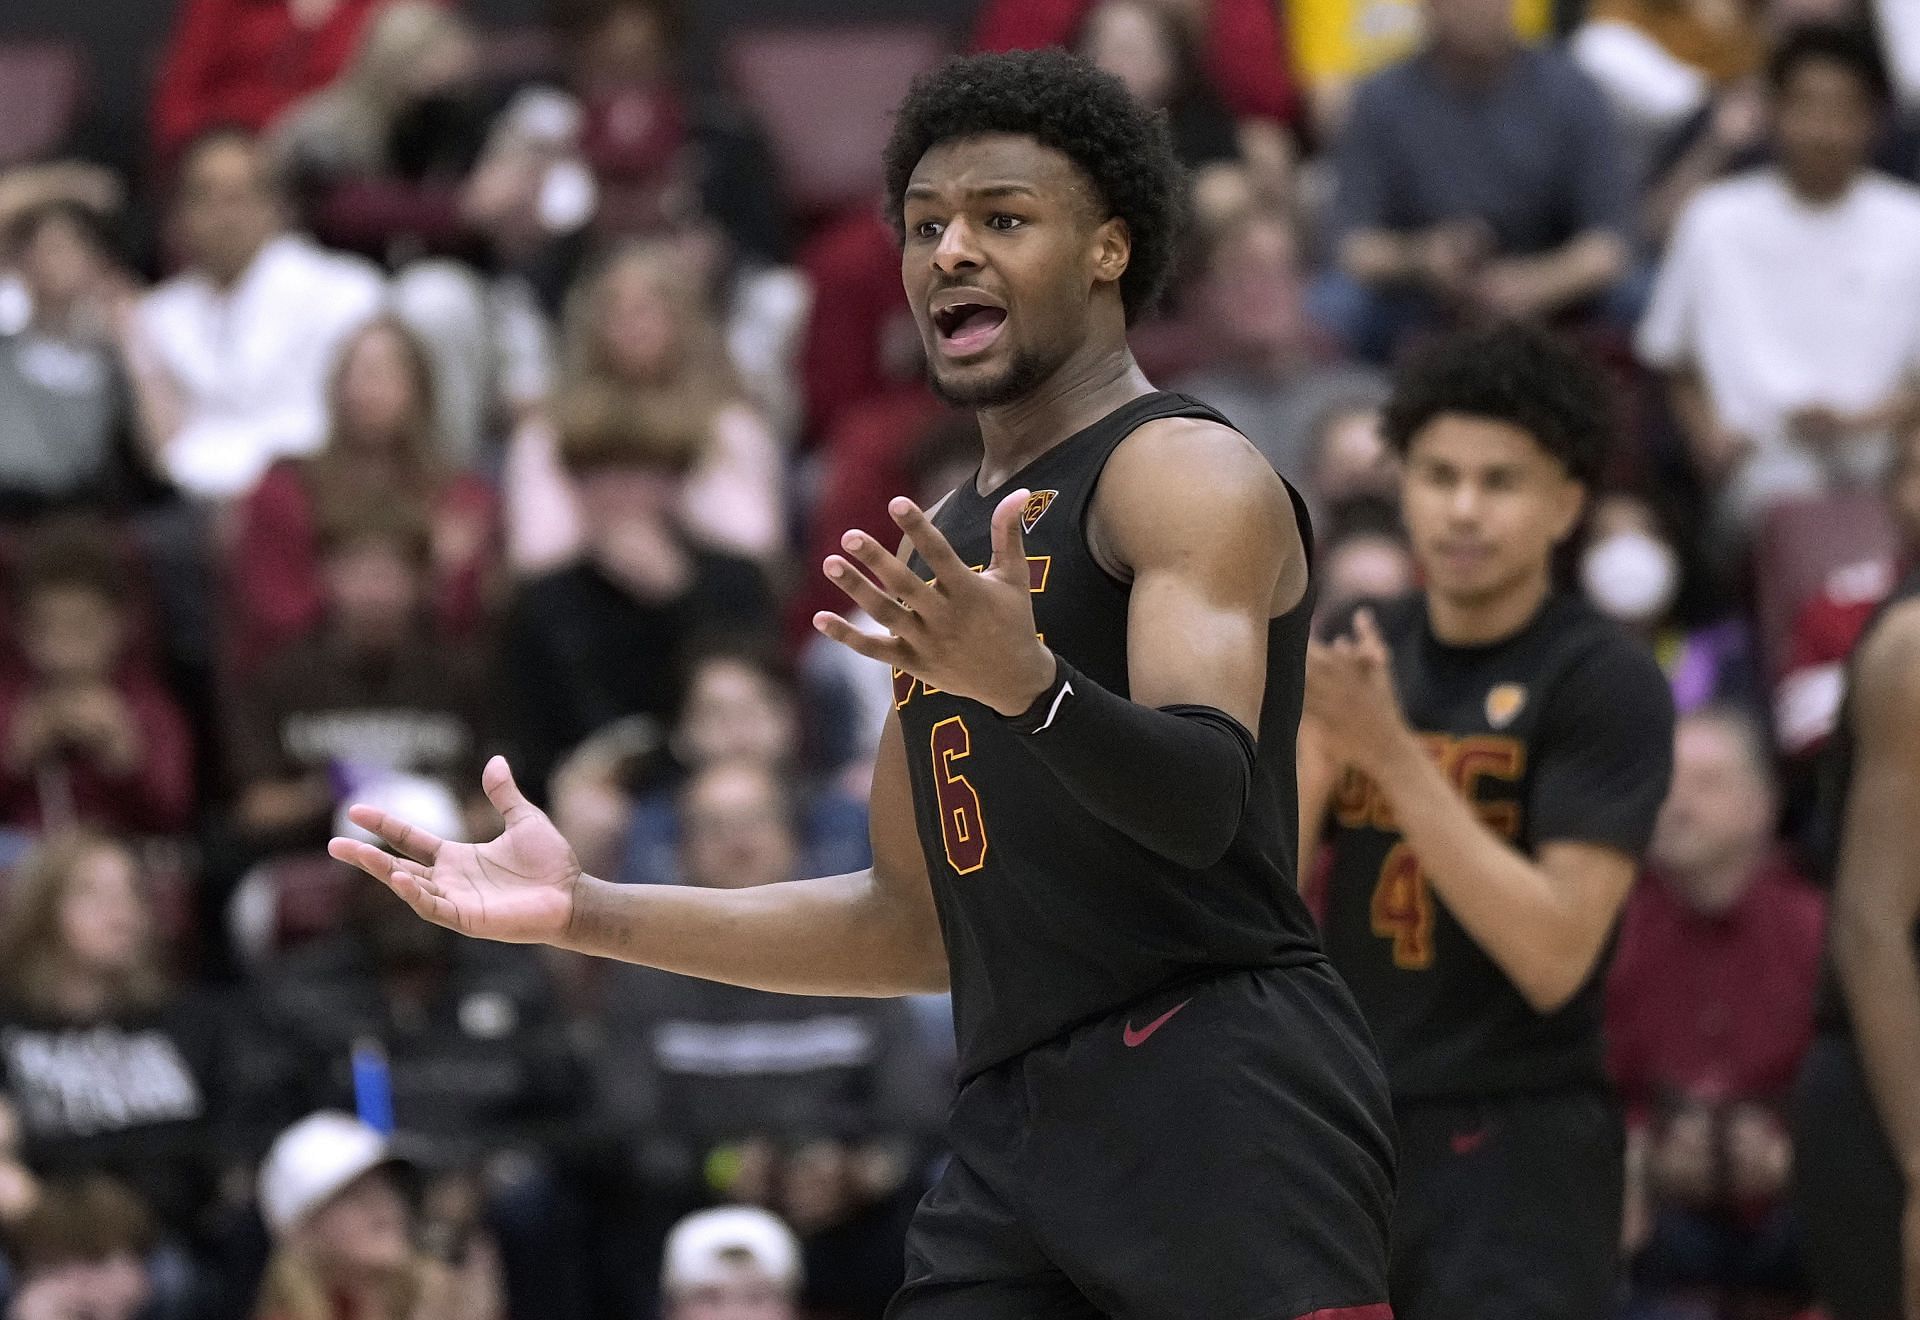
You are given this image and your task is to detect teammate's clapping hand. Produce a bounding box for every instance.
[815,491,1057,717]
[1304,608,1413,773]
[328,756,581,945]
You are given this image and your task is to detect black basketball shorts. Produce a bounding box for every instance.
[886,961,1397,1320]
[1388,1086,1624,1320]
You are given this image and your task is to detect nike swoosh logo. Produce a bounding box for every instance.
[1122,998,1191,1048]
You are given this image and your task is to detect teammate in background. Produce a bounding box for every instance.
[1793,542,1920,1318]
[1301,323,1675,1320]
[330,49,1396,1320]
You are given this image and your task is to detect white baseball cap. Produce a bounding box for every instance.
[258,1111,403,1236]
[661,1206,803,1296]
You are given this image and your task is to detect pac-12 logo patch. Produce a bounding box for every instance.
[1020,490,1059,533]
[1485,683,1528,730]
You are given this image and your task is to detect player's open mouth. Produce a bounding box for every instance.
[932,302,1008,357]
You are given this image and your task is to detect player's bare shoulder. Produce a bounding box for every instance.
[1090,414,1304,608]
[1852,596,1920,721]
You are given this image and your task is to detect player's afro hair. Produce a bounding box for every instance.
[1381,323,1611,487]
[882,48,1186,324]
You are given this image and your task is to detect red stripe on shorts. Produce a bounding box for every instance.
[1294,1308,1393,1320]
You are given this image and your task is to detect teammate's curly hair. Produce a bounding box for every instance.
[882,48,1186,324]
[1381,323,1611,486]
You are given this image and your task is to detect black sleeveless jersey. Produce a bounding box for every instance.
[1318,592,1674,1101]
[892,392,1329,1080]
[1813,566,1920,1035]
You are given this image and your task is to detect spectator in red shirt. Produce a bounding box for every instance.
[1774,422,1920,761]
[796,208,921,444]
[0,523,193,838]
[151,0,404,166]
[229,315,499,678]
[1609,705,1825,1310]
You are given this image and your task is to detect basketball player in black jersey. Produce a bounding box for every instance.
[327,49,1395,1320]
[1792,430,1920,1319]
[1301,325,1674,1320]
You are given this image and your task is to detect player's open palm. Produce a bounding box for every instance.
[814,491,1055,717]
[327,756,580,945]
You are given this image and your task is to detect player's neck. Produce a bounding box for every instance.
[973,345,1152,492]
[1426,564,1553,647]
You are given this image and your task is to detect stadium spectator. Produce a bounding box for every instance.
[150,0,396,165]
[557,0,788,266]
[500,363,774,806]
[4,1176,155,1320]
[266,5,558,460]
[1312,495,1415,625]
[1773,422,1920,761]
[228,316,499,678]
[1323,0,1633,361]
[242,886,584,1320]
[1578,492,1764,716]
[972,0,1299,126]
[228,502,490,855]
[1286,0,1555,133]
[0,203,147,522]
[0,833,229,1236]
[554,641,868,887]
[505,241,785,574]
[658,1206,801,1320]
[795,209,925,444]
[252,1111,505,1320]
[1169,199,1385,481]
[265,3,486,240]
[127,130,386,501]
[1073,0,1248,169]
[1637,23,1920,532]
[0,523,193,837]
[1570,0,1765,155]
[589,762,941,1318]
[1609,707,1824,1309]
[1299,395,1401,528]
[1639,0,1915,242]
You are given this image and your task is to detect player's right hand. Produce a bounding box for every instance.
[328,756,581,946]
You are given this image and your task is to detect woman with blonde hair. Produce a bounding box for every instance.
[0,832,228,1234]
[227,314,500,675]
[253,1112,503,1320]
[267,2,482,182]
[504,239,787,572]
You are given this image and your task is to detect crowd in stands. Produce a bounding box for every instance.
[0,0,1916,1315]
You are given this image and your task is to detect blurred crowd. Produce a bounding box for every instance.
[0,0,1914,1316]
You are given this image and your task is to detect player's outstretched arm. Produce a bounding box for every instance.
[1828,604,1920,1317]
[327,717,949,998]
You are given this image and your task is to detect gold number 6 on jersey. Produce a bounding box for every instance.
[930,716,988,874]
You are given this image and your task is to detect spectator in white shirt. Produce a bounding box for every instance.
[1637,24,1920,533]
[128,128,385,501]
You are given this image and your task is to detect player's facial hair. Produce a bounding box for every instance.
[926,342,1057,410]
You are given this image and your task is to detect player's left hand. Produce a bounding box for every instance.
[1305,607,1413,774]
[815,491,1056,717]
